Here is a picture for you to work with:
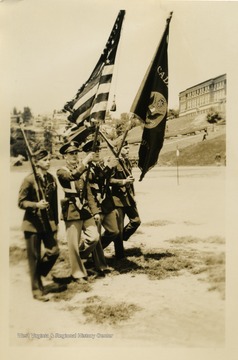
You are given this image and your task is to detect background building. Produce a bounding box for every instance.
[179,74,226,121]
[10,111,67,158]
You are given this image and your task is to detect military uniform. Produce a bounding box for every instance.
[57,141,106,280]
[110,156,141,242]
[82,139,123,260]
[87,159,124,259]
[18,151,60,300]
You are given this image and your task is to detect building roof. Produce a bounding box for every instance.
[179,74,226,95]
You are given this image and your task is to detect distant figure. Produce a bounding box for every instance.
[202,128,208,141]
[215,153,221,166]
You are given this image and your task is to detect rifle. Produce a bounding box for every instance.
[19,122,56,233]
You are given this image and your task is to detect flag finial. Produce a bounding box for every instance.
[167,11,173,24]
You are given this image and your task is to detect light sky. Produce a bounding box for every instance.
[0,0,237,118]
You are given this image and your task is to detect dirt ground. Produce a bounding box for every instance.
[7,166,226,350]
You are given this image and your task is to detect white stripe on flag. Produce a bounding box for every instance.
[102,64,114,76]
[91,101,108,114]
[73,67,112,111]
[76,108,91,124]
[96,82,111,94]
[73,65,113,111]
[73,83,98,109]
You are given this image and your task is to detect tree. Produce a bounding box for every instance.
[120,112,130,123]
[105,110,112,121]
[44,122,53,154]
[13,107,19,115]
[207,110,222,124]
[120,112,137,127]
[168,108,179,119]
[22,107,33,124]
[115,119,127,137]
[10,137,28,159]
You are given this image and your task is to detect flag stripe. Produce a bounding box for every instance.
[99,73,113,85]
[70,65,114,125]
[95,82,112,98]
[72,71,112,111]
[74,79,112,124]
[101,64,114,76]
[72,73,112,120]
[66,126,91,143]
[76,75,111,124]
[73,77,100,109]
[90,110,107,121]
[74,98,95,125]
[91,100,108,114]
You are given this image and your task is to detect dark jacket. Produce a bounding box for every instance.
[88,161,115,214]
[110,158,135,207]
[18,172,58,233]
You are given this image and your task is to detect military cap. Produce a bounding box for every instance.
[82,140,100,153]
[33,149,49,161]
[59,141,80,155]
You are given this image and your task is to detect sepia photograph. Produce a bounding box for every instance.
[1,0,238,359]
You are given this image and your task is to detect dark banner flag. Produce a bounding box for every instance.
[130,12,173,181]
[62,10,125,144]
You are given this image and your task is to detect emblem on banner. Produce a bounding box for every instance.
[145,92,167,129]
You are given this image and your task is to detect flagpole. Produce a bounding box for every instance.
[176,146,179,185]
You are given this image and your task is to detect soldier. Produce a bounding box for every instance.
[18,149,66,302]
[56,141,107,284]
[82,139,124,260]
[110,141,141,247]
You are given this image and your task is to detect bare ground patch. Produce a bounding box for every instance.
[82,297,141,325]
[9,232,225,303]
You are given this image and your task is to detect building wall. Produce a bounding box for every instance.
[179,74,226,120]
[52,110,69,129]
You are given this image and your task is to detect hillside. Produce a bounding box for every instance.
[119,116,226,167]
[10,122,226,171]
[124,114,212,144]
[159,133,226,166]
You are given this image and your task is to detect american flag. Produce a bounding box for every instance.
[63,10,125,141]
